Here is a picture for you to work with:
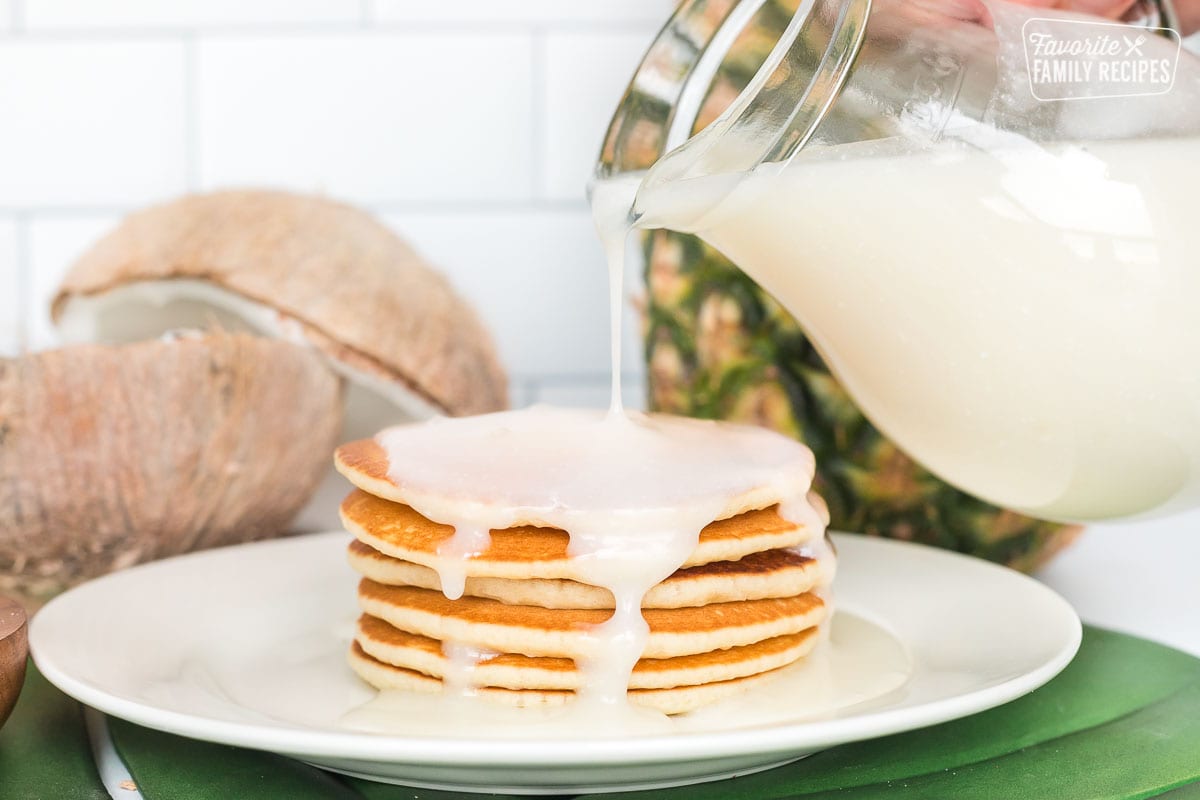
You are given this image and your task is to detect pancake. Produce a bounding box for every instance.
[347,641,792,716]
[354,613,819,691]
[358,579,827,660]
[341,489,814,581]
[335,437,824,532]
[336,413,836,716]
[348,539,829,609]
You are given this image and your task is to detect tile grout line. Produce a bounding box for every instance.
[374,198,588,214]
[516,372,642,387]
[0,200,591,218]
[183,33,199,191]
[520,376,541,407]
[529,26,547,200]
[0,19,660,40]
[13,212,28,355]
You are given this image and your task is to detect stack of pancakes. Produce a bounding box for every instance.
[335,439,834,715]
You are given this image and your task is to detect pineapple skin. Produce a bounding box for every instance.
[643,230,1081,572]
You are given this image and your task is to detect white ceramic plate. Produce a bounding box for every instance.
[30,532,1080,795]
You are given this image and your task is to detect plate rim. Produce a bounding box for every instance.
[30,532,1082,767]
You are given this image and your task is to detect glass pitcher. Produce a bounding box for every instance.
[596,0,1200,522]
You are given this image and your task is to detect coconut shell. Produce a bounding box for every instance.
[0,333,342,605]
[0,596,25,730]
[51,190,507,415]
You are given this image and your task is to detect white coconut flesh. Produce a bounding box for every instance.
[55,278,441,532]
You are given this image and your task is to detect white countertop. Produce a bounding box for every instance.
[1036,509,1200,656]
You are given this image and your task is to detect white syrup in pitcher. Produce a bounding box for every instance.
[635,136,1200,521]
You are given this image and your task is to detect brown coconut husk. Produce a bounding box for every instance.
[50,190,507,416]
[0,596,25,730]
[0,332,342,606]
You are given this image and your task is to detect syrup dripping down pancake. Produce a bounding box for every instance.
[340,489,816,581]
[335,436,827,535]
[357,578,827,660]
[353,613,820,691]
[347,539,830,609]
[347,642,795,716]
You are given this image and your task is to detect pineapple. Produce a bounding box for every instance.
[642,230,1081,572]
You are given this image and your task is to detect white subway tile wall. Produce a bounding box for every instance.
[382,208,645,380]
[0,41,187,208]
[197,33,536,203]
[370,1,671,24]
[4,3,1193,406]
[0,0,675,409]
[24,215,118,350]
[382,210,614,379]
[542,31,655,200]
[24,0,360,29]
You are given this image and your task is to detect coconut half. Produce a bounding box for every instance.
[51,190,509,529]
[0,333,342,606]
